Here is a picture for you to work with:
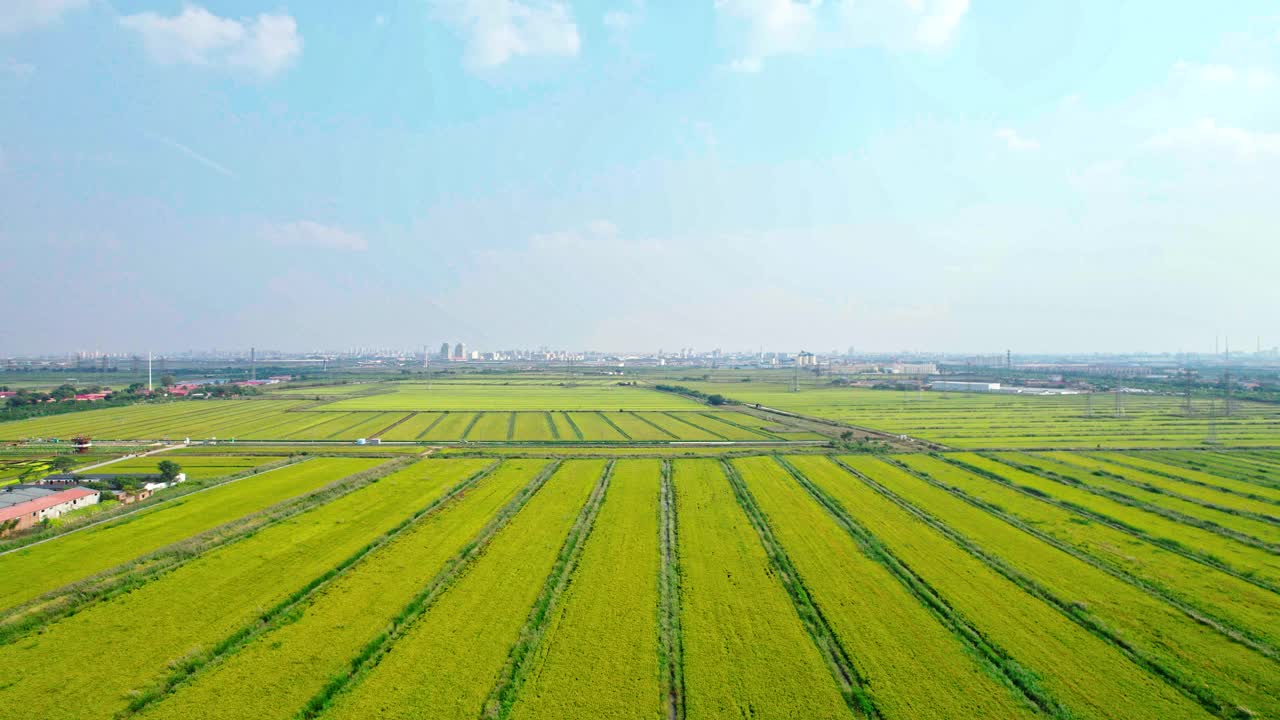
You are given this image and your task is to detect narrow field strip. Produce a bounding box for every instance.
[507,460,663,720]
[629,412,680,440]
[657,461,686,720]
[678,414,764,441]
[376,412,442,441]
[466,412,514,441]
[1097,453,1280,504]
[958,454,1280,591]
[1043,453,1280,524]
[557,412,584,440]
[738,456,1039,719]
[567,412,626,441]
[483,461,614,718]
[134,460,542,720]
[0,457,380,615]
[644,413,719,441]
[317,460,603,720]
[1006,453,1280,549]
[673,459,852,720]
[609,412,674,441]
[543,412,560,440]
[421,411,475,441]
[1148,452,1280,489]
[0,458,471,720]
[849,455,1280,718]
[460,411,484,440]
[595,411,633,440]
[698,412,781,440]
[895,455,1280,653]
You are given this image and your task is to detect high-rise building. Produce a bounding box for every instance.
[439,342,450,360]
[454,342,466,360]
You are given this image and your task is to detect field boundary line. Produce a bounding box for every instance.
[719,459,879,719]
[543,411,560,440]
[1130,451,1280,492]
[1100,453,1280,502]
[460,412,483,441]
[481,460,614,719]
[835,457,1243,718]
[663,412,729,441]
[632,412,679,440]
[561,412,585,440]
[993,453,1279,553]
[889,458,1280,662]
[1066,453,1280,524]
[701,412,783,441]
[293,460,564,719]
[369,412,415,440]
[0,456,416,646]
[118,459,502,717]
[596,411,632,440]
[413,412,448,440]
[657,460,685,720]
[505,412,517,441]
[949,455,1280,597]
[777,456,1070,719]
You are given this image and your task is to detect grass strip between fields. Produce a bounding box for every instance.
[778,456,1070,718]
[0,458,397,645]
[414,412,448,440]
[993,454,1280,553]
[949,455,1280,596]
[841,457,1251,718]
[481,461,614,719]
[543,412,559,440]
[658,461,686,720]
[719,459,878,719]
[121,459,501,716]
[595,412,632,440]
[1105,453,1280,501]
[292,460,565,719]
[891,457,1280,662]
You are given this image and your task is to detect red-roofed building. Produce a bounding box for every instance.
[74,393,109,401]
[0,391,15,399]
[0,487,99,535]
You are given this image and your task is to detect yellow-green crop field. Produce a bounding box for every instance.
[2,385,1278,719]
[678,381,1280,448]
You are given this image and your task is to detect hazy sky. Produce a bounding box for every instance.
[2,1,1278,355]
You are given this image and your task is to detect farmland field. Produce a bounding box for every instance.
[320,383,704,411]
[675,381,1280,448]
[2,383,1278,720]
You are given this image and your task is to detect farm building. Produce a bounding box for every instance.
[931,381,1002,392]
[0,485,99,534]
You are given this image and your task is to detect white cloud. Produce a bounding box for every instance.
[1147,119,1280,158]
[0,0,88,34]
[1172,60,1274,89]
[2,58,36,79]
[260,221,368,251]
[995,128,1039,151]
[432,0,580,69]
[119,6,302,78]
[717,0,968,71]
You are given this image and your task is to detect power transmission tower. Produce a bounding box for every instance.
[1114,388,1124,417]
[1206,400,1218,444]
[1085,392,1093,418]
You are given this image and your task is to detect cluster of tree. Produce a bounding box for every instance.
[653,384,734,406]
[831,430,890,453]
[82,460,181,494]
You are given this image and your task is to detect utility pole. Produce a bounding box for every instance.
[250,346,256,382]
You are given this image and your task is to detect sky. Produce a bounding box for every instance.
[2,0,1278,356]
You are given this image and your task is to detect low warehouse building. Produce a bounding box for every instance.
[0,486,99,535]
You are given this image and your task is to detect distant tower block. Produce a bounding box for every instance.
[454,342,466,360]
[439,342,450,360]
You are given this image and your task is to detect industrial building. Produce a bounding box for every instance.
[0,485,99,535]
[931,381,1002,393]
